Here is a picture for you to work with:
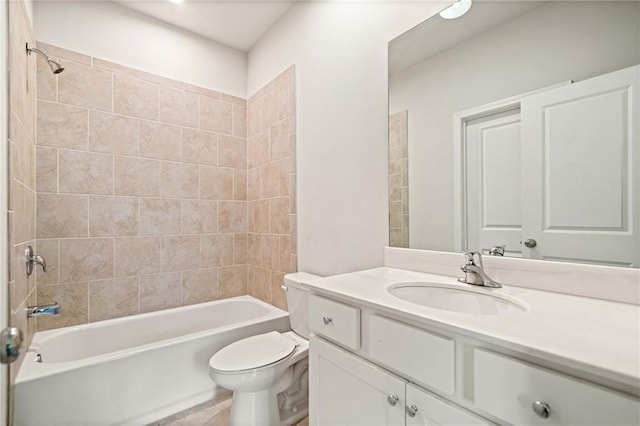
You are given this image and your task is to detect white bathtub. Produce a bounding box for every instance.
[14,296,291,425]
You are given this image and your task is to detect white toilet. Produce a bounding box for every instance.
[209,272,318,426]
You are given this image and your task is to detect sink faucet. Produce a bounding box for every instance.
[458,252,502,288]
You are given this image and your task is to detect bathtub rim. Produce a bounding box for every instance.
[17,295,290,383]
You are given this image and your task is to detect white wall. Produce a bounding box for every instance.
[248,2,445,276]
[389,1,640,251]
[34,1,247,97]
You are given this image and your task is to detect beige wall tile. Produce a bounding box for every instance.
[139,198,180,235]
[200,166,233,200]
[251,199,270,234]
[219,135,246,169]
[160,235,199,272]
[247,167,261,201]
[141,72,183,89]
[261,158,289,198]
[261,234,279,270]
[115,237,161,277]
[159,86,198,128]
[247,101,260,138]
[247,233,261,266]
[59,150,113,195]
[250,266,269,302]
[36,55,56,102]
[37,100,87,149]
[219,265,246,299]
[59,238,114,283]
[234,234,247,265]
[234,169,247,201]
[181,200,217,234]
[92,58,143,78]
[290,214,297,255]
[182,269,218,305]
[114,74,159,120]
[184,84,220,99]
[232,104,247,138]
[270,197,290,235]
[252,131,269,167]
[182,128,217,165]
[13,184,35,245]
[36,146,57,193]
[220,93,245,106]
[200,97,232,134]
[36,282,88,330]
[58,61,112,111]
[389,202,402,229]
[269,119,289,161]
[89,196,138,237]
[139,273,181,313]
[161,161,199,198]
[11,243,32,314]
[89,277,139,322]
[114,156,160,197]
[37,194,87,238]
[260,90,278,131]
[35,239,59,285]
[200,234,233,267]
[270,271,287,310]
[89,111,139,156]
[290,174,296,214]
[218,201,247,233]
[279,235,291,273]
[140,120,181,160]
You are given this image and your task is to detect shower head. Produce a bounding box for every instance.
[26,43,65,74]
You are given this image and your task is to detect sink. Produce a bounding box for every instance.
[388,282,527,315]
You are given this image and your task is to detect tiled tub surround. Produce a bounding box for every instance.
[8,0,38,379]
[388,110,408,248]
[246,67,298,310]
[34,43,252,330]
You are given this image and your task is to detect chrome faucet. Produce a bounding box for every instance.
[26,302,61,318]
[458,252,502,288]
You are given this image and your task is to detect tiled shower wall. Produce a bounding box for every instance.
[8,0,37,377]
[247,67,297,310]
[34,43,250,330]
[389,111,409,248]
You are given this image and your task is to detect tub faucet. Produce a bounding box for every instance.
[458,252,502,288]
[26,302,61,318]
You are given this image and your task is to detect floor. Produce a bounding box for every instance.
[152,395,309,426]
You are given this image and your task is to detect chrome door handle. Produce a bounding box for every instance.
[523,238,537,248]
[0,327,23,364]
[25,245,47,276]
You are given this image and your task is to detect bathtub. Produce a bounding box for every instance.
[14,296,291,425]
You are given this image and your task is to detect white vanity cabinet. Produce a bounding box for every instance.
[309,336,489,426]
[307,293,640,426]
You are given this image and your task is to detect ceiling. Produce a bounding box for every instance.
[115,0,295,52]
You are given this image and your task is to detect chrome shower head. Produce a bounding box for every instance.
[26,43,65,74]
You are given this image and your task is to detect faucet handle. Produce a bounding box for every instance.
[462,251,480,265]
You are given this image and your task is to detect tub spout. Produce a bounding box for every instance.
[26,302,60,318]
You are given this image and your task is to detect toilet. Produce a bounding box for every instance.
[209,272,318,426]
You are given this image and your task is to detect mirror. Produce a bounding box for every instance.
[389,1,640,267]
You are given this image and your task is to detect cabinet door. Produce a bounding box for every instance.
[309,336,406,426]
[406,384,491,426]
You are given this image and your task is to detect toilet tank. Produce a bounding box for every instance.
[284,272,320,339]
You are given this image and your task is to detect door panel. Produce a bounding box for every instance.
[521,65,639,266]
[466,112,523,257]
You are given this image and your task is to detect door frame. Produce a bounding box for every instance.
[1,0,9,424]
[451,82,571,251]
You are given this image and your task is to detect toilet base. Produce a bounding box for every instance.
[230,389,281,426]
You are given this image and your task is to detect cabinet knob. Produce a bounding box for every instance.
[406,405,418,417]
[322,316,333,325]
[532,400,551,418]
[387,394,399,406]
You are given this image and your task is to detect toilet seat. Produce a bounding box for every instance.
[209,331,296,372]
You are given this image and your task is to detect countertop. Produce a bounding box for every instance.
[303,267,640,390]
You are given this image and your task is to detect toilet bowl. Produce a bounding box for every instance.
[208,272,318,426]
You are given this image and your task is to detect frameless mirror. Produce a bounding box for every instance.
[388,0,640,267]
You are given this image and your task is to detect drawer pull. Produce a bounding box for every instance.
[387,394,399,406]
[406,405,418,417]
[322,316,333,325]
[532,400,551,419]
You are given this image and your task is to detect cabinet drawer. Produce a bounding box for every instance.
[369,315,455,395]
[474,349,640,425]
[309,294,360,350]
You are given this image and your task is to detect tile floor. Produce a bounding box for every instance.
[151,394,309,426]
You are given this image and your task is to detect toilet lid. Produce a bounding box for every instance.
[209,331,296,372]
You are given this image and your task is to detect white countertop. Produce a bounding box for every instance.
[303,267,640,389]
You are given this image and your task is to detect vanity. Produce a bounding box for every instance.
[303,249,640,425]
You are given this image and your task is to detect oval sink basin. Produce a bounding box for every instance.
[388,282,527,315]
